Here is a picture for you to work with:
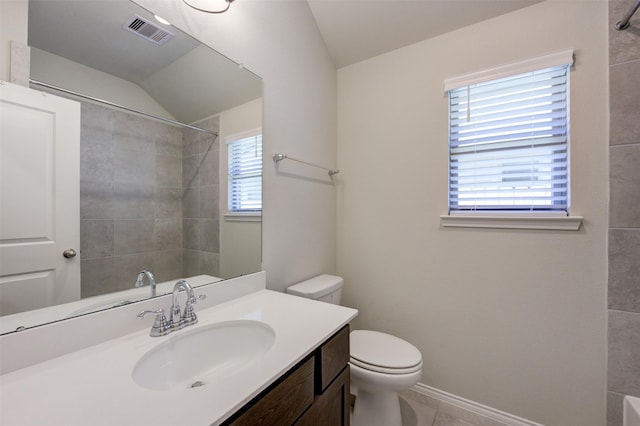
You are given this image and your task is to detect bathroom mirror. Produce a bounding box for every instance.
[0,0,262,334]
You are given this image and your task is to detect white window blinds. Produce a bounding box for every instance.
[448,63,571,213]
[228,133,262,212]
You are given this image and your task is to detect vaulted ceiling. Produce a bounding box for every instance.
[308,0,542,68]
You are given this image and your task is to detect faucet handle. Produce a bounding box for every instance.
[138,308,170,337]
[181,293,205,326]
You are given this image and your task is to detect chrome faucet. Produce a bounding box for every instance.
[137,308,170,337]
[169,279,198,330]
[134,270,156,297]
[138,279,206,337]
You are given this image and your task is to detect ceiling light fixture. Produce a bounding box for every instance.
[183,0,235,14]
[154,15,171,26]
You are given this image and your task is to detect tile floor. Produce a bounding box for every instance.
[398,390,511,426]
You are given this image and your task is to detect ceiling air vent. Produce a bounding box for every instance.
[122,15,174,46]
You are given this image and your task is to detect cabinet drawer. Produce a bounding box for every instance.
[226,357,315,426]
[317,325,350,392]
[295,366,350,426]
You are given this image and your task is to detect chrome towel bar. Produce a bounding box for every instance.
[273,153,339,176]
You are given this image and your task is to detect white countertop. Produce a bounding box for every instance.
[0,290,357,426]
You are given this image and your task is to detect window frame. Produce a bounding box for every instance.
[226,129,263,218]
[440,50,583,231]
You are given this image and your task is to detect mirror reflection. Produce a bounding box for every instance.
[0,0,262,334]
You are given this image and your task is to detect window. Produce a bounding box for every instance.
[447,54,572,214]
[228,131,262,213]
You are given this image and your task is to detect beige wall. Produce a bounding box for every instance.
[337,1,608,425]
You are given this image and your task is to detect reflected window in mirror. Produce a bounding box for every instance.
[227,131,263,214]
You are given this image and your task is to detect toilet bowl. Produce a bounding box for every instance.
[349,329,422,426]
[286,275,423,426]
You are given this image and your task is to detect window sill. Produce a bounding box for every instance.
[224,213,262,222]
[440,213,583,231]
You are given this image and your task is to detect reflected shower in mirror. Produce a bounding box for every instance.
[0,0,262,334]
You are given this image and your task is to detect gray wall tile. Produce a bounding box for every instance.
[201,219,219,253]
[183,154,201,188]
[79,102,216,297]
[609,229,640,312]
[154,250,183,283]
[609,0,640,65]
[183,219,201,250]
[81,102,115,132]
[610,144,640,228]
[155,187,182,218]
[200,147,220,185]
[609,0,640,418]
[80,128,114,184]
[155,219,182,250]
[182,187,200,219]
[113,182,155,219]
[608,391,625,426]
[156,130,182,157]
[114,219,155,255]
[113,113,156,152]
[113,253,155,293]
[200,185,219,219]
[610,61,640,146]
[183,249,200,277]
[608,310,640,396]
[80,257,114,298]
[115,149,155,186]
[200,136,217,156]
[114,132,155,154]
[80,220,114,259]
[183,133,201,158]
[80,181,114,220]
[156,155,182,187]
[199,251,219,277]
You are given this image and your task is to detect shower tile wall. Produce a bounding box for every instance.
[79,102,219,298]
[182,116,220,278]
[608,0,640,424]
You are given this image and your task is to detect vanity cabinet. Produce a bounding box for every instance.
[223,325,350,426]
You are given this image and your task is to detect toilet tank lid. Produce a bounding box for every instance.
[286,274,344,299]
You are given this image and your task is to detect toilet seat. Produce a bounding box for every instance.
[350,357,423,375]
[350,330,422,375]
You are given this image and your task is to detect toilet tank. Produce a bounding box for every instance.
[286,274,343,305]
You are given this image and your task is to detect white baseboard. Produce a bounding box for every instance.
[412,383,546,426]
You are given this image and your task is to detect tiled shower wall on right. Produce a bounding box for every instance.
[608,0,640,424]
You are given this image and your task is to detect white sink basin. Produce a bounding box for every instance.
[132,320,276,391]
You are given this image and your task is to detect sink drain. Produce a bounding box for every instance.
[190,380,205,388]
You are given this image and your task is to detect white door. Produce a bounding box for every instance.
[0,81,80,316]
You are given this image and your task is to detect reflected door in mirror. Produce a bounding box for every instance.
[0,82,80,316]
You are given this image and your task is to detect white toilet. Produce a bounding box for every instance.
[286,274,423,426]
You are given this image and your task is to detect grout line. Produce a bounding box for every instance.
[609,142,640,148]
